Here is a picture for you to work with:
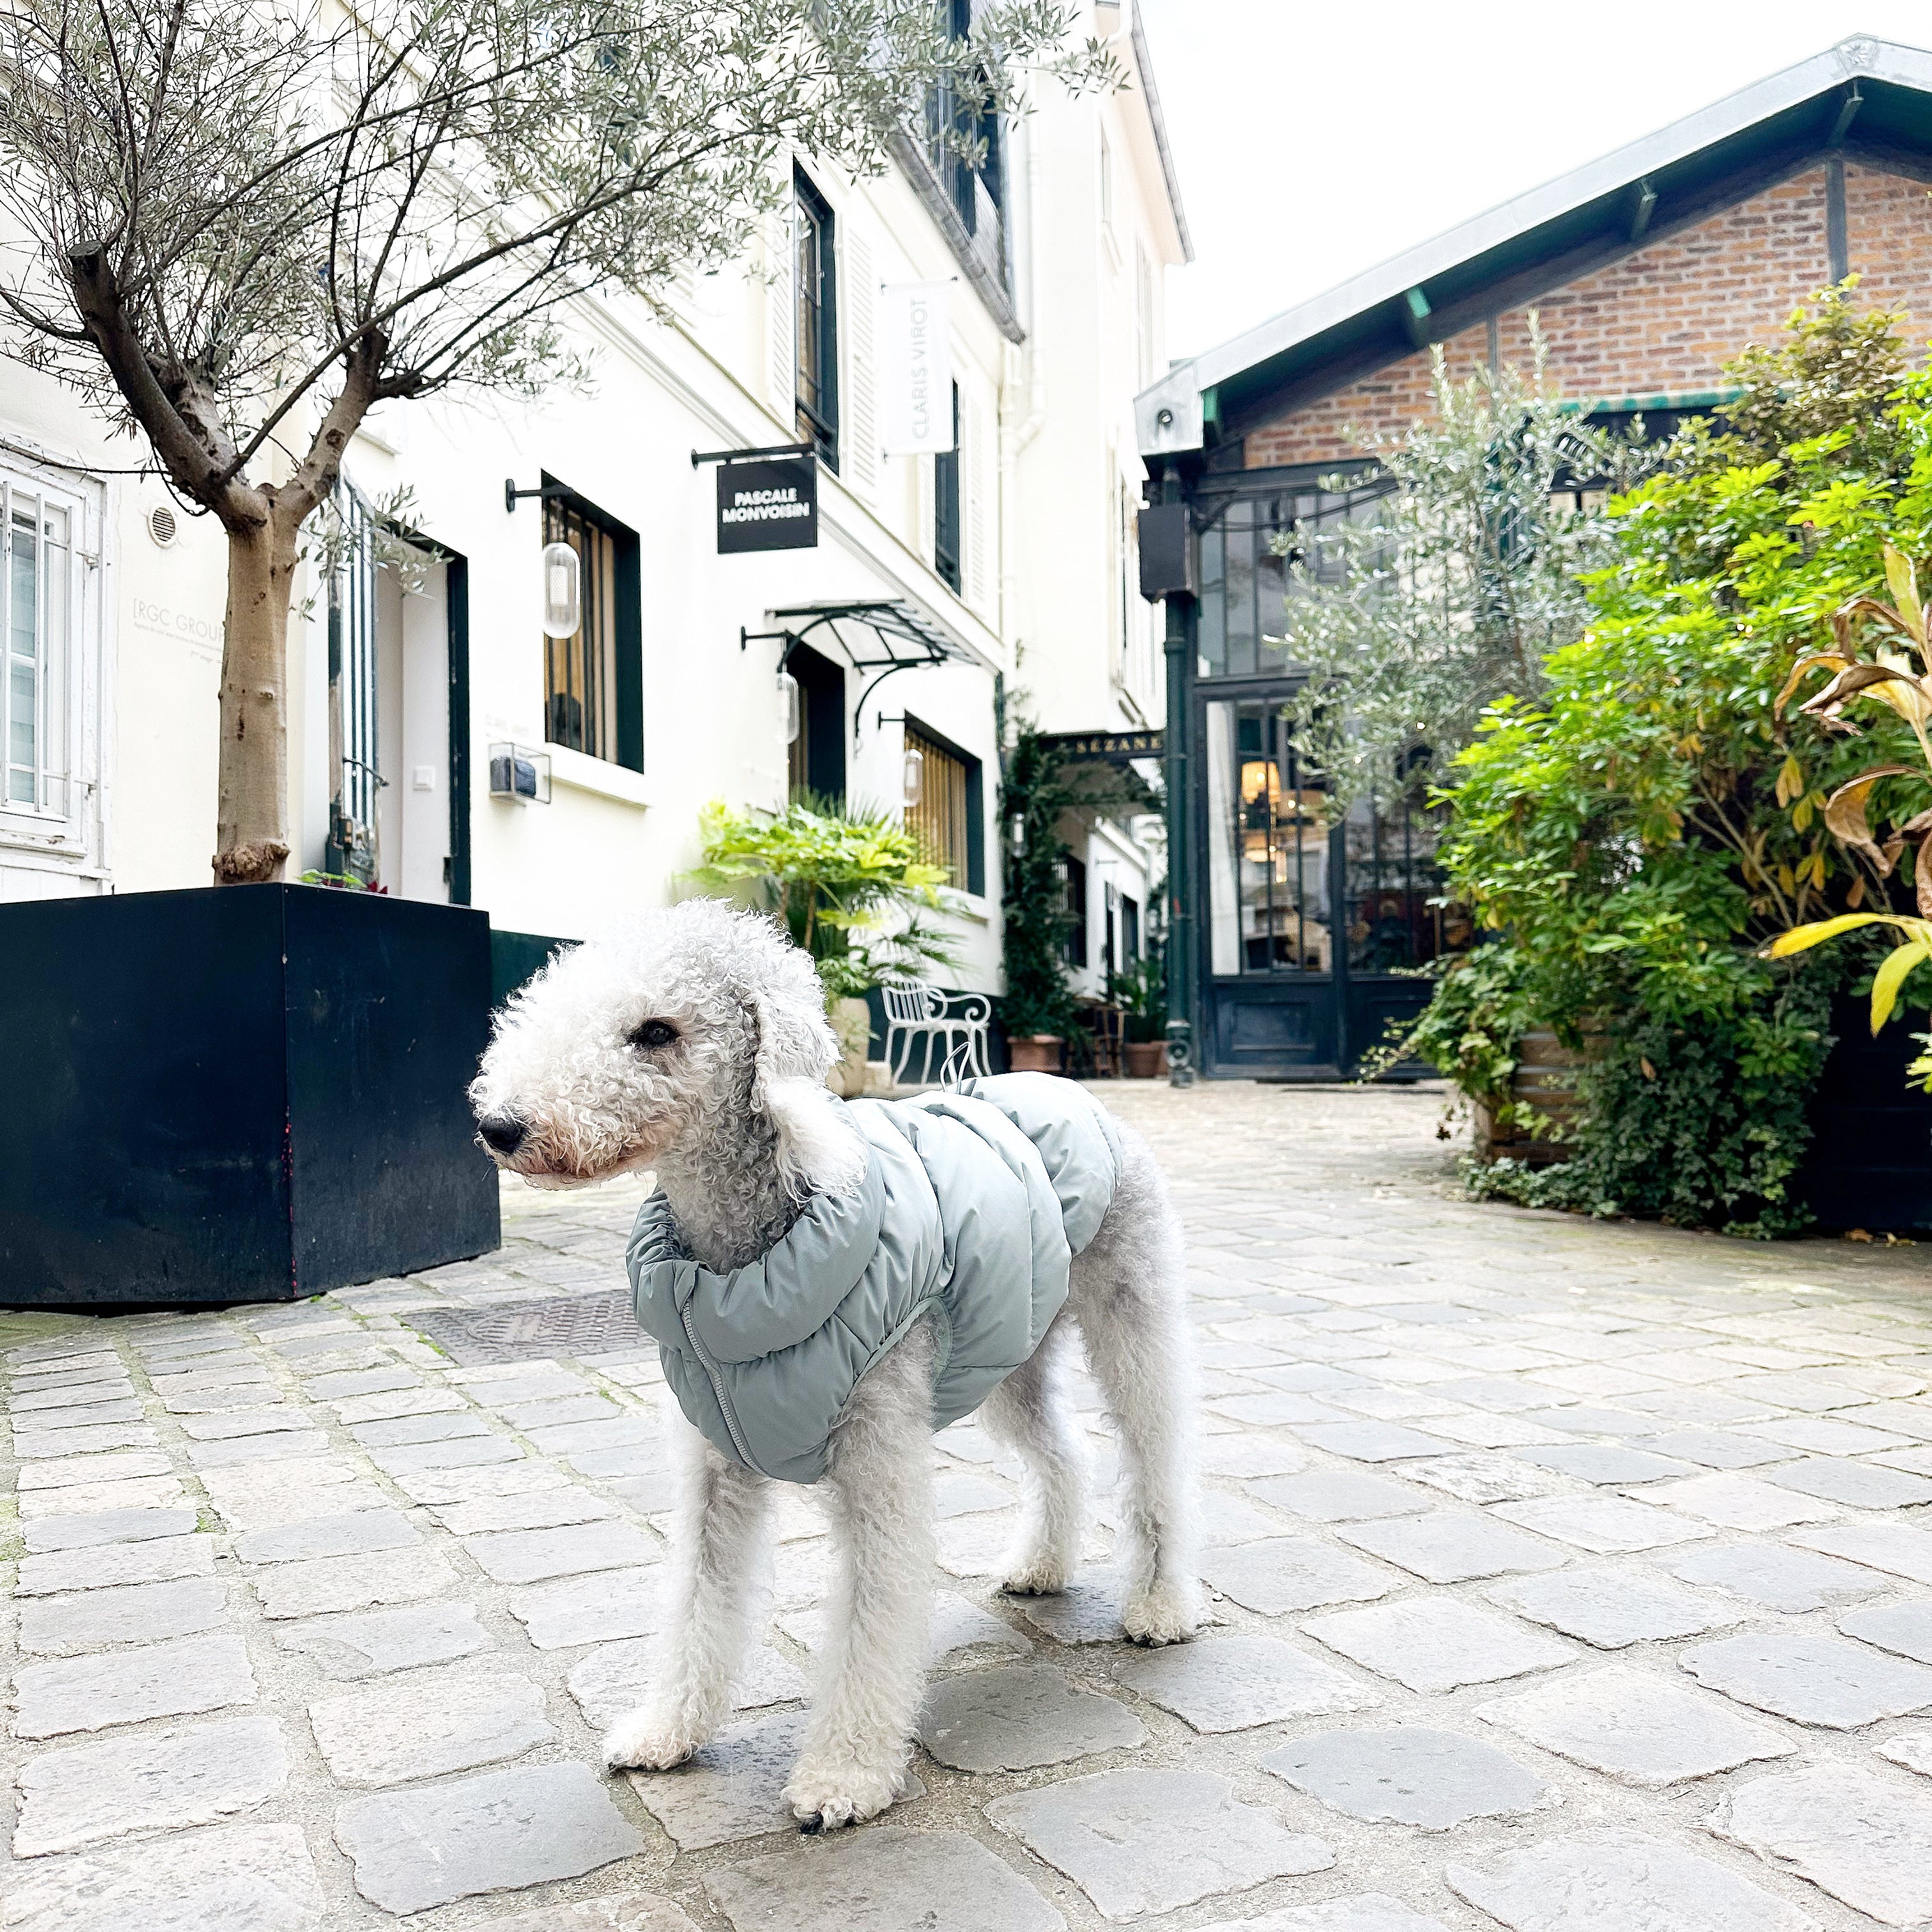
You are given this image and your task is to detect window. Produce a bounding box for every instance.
[933,382,963,592]
[542,484,642,770]
[1121,893,1142,963]
[2,471,80,818]
[326,482,380,882]
[1196,477,1389,680]
[794,170,838,470]
[904,717,983,894]
[1063,854,1089,967]
[926,0,1001,236]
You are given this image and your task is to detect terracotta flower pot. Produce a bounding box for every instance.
[1123,1040,1167,1078]
[1007,1035,1063,1074]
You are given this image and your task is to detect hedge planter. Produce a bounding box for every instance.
[1796,992,1932,1232]
[1124,1041,1167,1078]
[0,884,500,1307]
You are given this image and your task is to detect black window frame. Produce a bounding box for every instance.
[934,381,962,592]
[793,167,839,473]
[1063,852,1089,968]
[540,476,643,774]
[925,0,1002,235]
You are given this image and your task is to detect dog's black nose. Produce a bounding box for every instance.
[477,1112,526,1155]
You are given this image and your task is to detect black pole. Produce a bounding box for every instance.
[1160,463,1197,1089]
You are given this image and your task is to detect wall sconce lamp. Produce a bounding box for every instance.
[875,713,923,808]
[777,669,801,746]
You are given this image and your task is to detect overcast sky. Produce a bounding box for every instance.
[1137,1,1932,362]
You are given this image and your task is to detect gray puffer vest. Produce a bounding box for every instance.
[627,1073,1126,1483]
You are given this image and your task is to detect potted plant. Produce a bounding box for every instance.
[1115,954,1169,1077]
[691,796,960,1094]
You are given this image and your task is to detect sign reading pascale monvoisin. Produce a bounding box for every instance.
[716,455,818,553]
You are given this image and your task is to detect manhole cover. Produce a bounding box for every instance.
[408,1290,647,1366]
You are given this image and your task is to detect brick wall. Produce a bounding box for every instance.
[1242,162,1932,470]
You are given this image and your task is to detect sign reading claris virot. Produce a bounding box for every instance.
[716,456,818,554]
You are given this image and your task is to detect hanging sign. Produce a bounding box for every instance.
[879,280,954,456]
[716,455,818,553]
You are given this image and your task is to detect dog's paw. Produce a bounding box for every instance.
[1121,1575,1202,1647]
[999,1549,1073,1596]
[602,1706,705,1772]
[785,1752,907,1832]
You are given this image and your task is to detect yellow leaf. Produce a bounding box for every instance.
[1765,912,1889,957]
[1776,753,1803,806]
[1793,795,1814,831]
[1871,939,1931,1033]
[1775,652,1850,716]
[1885,545,1926,646]
[1639,1057,1656,1079]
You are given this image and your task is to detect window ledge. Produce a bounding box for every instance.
[0,818,84,857]
[542,742,652,809]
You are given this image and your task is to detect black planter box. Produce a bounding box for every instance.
[1,884,500,1306]
[1797,992,1932,1232]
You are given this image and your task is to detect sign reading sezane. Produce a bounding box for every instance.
[716,455,818,554]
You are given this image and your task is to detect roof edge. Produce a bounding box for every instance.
[1136,33,1932,457]
[1130,1,1193,263]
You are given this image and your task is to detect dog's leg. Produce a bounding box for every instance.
[603,1410,770,1770]
[979,1315,1089,1595]
[783,1317,935,1830]
[1067,1129,1203,1646]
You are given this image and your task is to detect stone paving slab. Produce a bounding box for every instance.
[705,1826,1063,1932]
[16,1080,1932,1930]
[333,1761,645,1913]
[307,1669,556,1786]
[1445,1830,1821,1931]
[1262,1725,1551,1830]
[1476,1663,1797,1785]
[3,1820,325,1932]
[13,1713,290,1857]
[989,1767,1334,1920]
[1710,1763,1932,1927]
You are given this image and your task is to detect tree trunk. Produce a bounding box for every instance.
[213,514,301,885]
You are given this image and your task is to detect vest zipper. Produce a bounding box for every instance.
[678,1300,758,1472]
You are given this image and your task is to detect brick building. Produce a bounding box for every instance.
[1132,36,1932,1082]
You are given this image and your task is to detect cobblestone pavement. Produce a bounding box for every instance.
[8,1080,1932,1932]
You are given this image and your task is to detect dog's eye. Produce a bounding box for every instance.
[628,1018,679,1051]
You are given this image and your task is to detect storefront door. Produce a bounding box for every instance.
[1196,687,1464,1078]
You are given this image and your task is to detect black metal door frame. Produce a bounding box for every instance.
[1192,675,1354,1080]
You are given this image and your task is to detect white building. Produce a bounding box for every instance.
[1,2,1186,1031]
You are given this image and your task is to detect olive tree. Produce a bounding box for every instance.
[1273,337,1634,810]
[0,0,1106,881]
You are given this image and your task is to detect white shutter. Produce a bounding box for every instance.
[843,227,878,499]
[965,389,990,610]
[766,197,795,423]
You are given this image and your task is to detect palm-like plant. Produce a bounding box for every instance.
[691,796,959,1000]
[1768,546,1932,1041]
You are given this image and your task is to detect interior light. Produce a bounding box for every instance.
[541,540,581,638]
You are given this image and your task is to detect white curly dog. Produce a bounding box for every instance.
[469,899,1199,1830]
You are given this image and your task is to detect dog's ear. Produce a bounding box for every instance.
[745,980,866,1200]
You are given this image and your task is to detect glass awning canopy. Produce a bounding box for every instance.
[742,600,972,737]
